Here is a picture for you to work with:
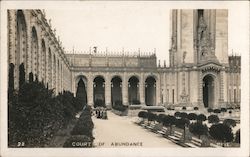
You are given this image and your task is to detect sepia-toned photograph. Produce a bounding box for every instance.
[0,1,249,157]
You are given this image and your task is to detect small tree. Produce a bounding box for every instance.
[189,122,208,139]
[207,108,213,115]
[180,112,188,119]
[29,72,34,82]
[213,109,221,115]
[138,111,148,122]
[9,63,15,92]
[174,111,181,118]
[157,114,166,124]
[194,107,199,111]
[209,123,234,146]
[175,118,190,142]
[19,63,25,88]
[221,108,227,116]
[197,114,207,124]
[235,129,240,144]
[147,112,157,124]
[188,113,197,121]
[163,115,176,135]
[182,106,186,110]
[223,119,236,128]
[208,115,220,124]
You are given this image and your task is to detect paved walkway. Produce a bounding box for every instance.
[92,111,181,148]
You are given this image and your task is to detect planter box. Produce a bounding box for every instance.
[112,109,128,116]
[141,106,165,112]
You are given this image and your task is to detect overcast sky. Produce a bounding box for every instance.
[44,2,249,66]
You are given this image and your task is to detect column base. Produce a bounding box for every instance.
[106,103,112,110]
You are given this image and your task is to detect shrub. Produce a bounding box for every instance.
[19,63,25,88]
[63,135,93,147]
[8,63,14,92]
[29,72,34,82]
[163,115,176,127]
[189,122,208,139]
[182,106,186,110]
[194,107,199,110]
[175,118,190,129]
[157,114,166,123]
[138,111,147,120]
[227,107,234,110]
[213,109,221,114]
[223,119,236,128]
[147,112,157,122]
[207,108,213,114]
[180,112,188,119]
[197,114,207,123]
[188,113,197,120]
[132,99,140,105]
[113,100,128,112]
[208,115,220,124]
[235,129,240,143]
[221,108,227,115]
[228,110,232,114]
[209,123,234,144]
[94,99,105,108]
[174,111,181,118]
[71,110,94,138]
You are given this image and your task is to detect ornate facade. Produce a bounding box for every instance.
[8,9,241,109]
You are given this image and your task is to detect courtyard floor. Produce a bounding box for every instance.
[92,111,181,148]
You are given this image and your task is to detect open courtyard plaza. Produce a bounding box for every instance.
[92,109,240,148]
[92,111,181,148]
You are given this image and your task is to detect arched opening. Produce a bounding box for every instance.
[203,75,215,108]
[16,10,27,70]
[57,60,60,93]
[48,48,52,88]
[41,39,46,81]
[31,27,38,77]
[145,76,156,106]
[76,78,87,110]
[128,76,140,105]
[111,76,122,107]
[93,76,105,107]
[53,55,56,89]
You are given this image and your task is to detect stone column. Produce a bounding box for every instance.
[122,73,128,106]
[105,74,111,108]
[163,73,167,106]
[139,73,145,105]
[87,75,93,106]
[198,71,203,106]
[156,75,161,105]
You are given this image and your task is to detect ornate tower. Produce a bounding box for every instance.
[169,9,228,67]
[168,9,229,109]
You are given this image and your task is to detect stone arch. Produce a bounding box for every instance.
[57,59,60,93]
[128,76,140,104]
[16,10,28,69]
[202,73,217,108]
[111,76,123,106]
[76,76,88,109]
[41,39,46,81]
[48,48,52,88]
[145,76,156,106]
[53,54,56,89]
[110,74,123,82]
[144,74,158,82]
[16,10,28,87]
[31,26,39,77]
[93,75,105,107]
